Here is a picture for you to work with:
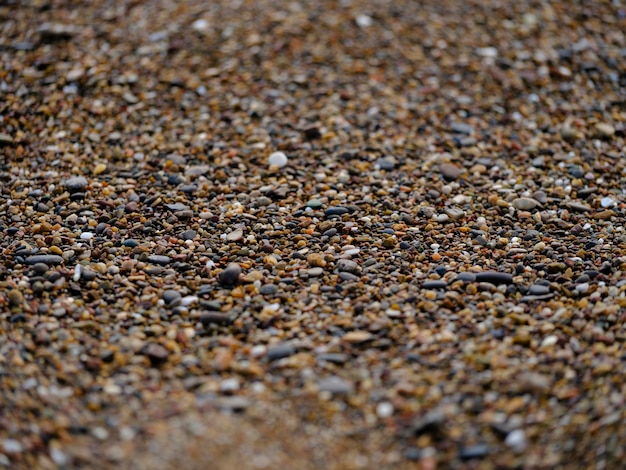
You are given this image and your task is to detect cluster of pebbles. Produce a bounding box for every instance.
[1,0,625,468]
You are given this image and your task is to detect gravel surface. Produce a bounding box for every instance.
[1,0,625,468]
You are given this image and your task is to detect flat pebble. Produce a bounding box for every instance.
[474,271,513,284]
[25,255,64,266]
[218,263,241,286]
[268,151,288,167]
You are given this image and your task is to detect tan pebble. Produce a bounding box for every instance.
[342,331,373,344]
[93,163,107,175]
[307,253,327,267]
[8,290,24,307]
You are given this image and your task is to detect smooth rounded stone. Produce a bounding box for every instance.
[318,376,354,395]
[529,284,550,295]
[316,353,349,364]
[226,228,244,241]
[600,197,616,208]
[450,122,474,134]
[306,198,323,209]
[339,272,359,281]
[325,206,349,216]
[505,429,527,452]
[63,176,88,192]
[560,126,580,142]
[268,151,288,167]
[444,208,465,220]
[181,230,197,240]
[595,122,615,138]
[307,267,324,277]
[81,268,97,281]
[179,184,197,194]
[122,239,139,247]
[162,289,182,306]
[8,290,24,307]
[25,255,63,266]
[32,262,50,274]
[455,272,477,283]
[376,158,395,170]
[423,280,448,289]
[439,163,463,181]
[259,284,278,295]
[512,197,540,210]
[575,282,589,293]
[148,255,171,265]
[337,259,359,273]
[267,343,296,361]
[142,343,169,364]
[532,190,548,204]
[199,312,232,326]
[342,331,373,344]
[459,444,489,461]
[165,203,189,211]
[474,271,513,284]
[218,263,241,286]
[564,201,591,212]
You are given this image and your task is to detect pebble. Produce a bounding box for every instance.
[342,331,373,344]
[268,151,288,167]
[318,376,354,395]
[337,259,359,274]
[505,429,527,452]
[259,284,278,295]
[595,122,615,138]
[25,255,64,266]
[512,197,540,210]
[325,206,350,216]
[459,444,489,461]
[64,176,88,192]
[147,255,171,265]
[267,343,296,361]
[162,290,182,306]
[439,163,463,181]
[8,290,24,307]
[529,284,550,295]
[423,280,448,289]
[455,272,477,282]
[142,343,169,364]
[474,271,513,284]
[218,263,241,286]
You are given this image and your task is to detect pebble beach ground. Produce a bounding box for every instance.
[1,0,625,468]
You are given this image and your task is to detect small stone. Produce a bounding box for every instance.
[459,444,489,461]
[165,203,189,211]
[474,271,513,284]
[64,176,88,192]
[600,197,616,208]
[529,284,550,295]
[260,284,278,295]
[268,151,288,167]
[308,267,324,277]
[450,122,474,134]
[342,331,373,344]
[267,343,296,361]
[565,202,591,212]
[226,228,244,241]
[376,402,394,418]
[218,263,241,286]
[560,126,580,142]
[512,197,540,210]
[8,290,24,307]
[376,158,395,170]
[423,280,448,289]
[307,253,327,267]
[142,343,169,364]
[148,255,171,265]
[318,376,354,395]
[505,429,527,453]
[306,199,323,209]
[199,312,232,326]
[0,133,14,145]
[595,122,615,139]
[162,290,182,306]
[455,272,477,282]
[337,259,359,273]
[326,206,349,216]
[440,163,463,181]
[181,230,197,240]
[25,255,64,266]
[93,163,107,175]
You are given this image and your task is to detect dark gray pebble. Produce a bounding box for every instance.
[25,255,63,266]
[260,284,278,295]
[64,176,88,192]
[475,271,513,284]
[325,206,349,216]
[423,280,448,289]
[218,263,241,286]
[316,353,349,364]
[199,312,232,325]
[337,259,359,273]
[162,289,182,306]
[267,343,296,361]
[181,230,197,240]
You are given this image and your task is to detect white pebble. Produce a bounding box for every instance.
[268,151,288,168]
[376,402,394,418]
[73,264,82,282]
[50,448,68,466]
[355,14,373,28]
[575,283,589,293]
[80,232,94,240]
[505,429,527,452]
[601,197,616,208]
[540,335,558,348]
[2,439,23,453]
[192,19,210,32]
[220,378,240,393]
[180,295,198,307]
[250,345,267,358]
